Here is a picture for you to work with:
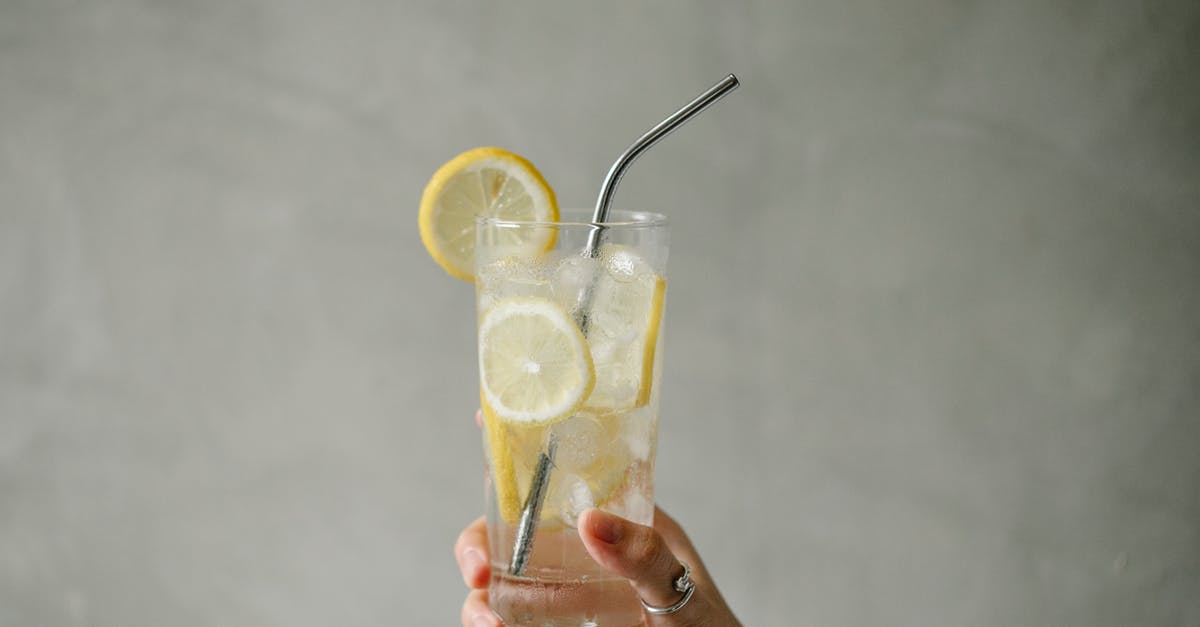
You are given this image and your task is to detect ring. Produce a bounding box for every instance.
[640,561,696,616]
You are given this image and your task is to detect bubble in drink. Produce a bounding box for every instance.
[479,256,551,302]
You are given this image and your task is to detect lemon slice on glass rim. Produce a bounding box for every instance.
[419,147,558,282]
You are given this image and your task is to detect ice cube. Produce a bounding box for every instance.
[619,489,654,526]
[552,254,596,315]
[621,406,655,461]
[550,415,603,472]
[589,339,620,364]
[602,247,640,283]
[551,474,594,528]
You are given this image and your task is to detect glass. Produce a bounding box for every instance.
[475,209,669,626]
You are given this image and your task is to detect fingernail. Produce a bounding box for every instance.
[472,615,494,627]
[463,548,485,573]
[587,510,623,544]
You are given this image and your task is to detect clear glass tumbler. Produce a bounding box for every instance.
[475,209,669,626]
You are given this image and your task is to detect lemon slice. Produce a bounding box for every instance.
[581,246,667,412]
[638,276,667,406]
[419,147,558,282]
[479,297,595,425]
[482,404,636,527]
[479,394,523,524]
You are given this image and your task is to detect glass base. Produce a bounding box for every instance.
[489,570,644,627]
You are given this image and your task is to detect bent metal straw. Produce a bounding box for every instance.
[509,74,741,577]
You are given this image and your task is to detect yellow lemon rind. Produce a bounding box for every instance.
[419,147,558,282]
[635,275,667,408]
[480,392,521,524]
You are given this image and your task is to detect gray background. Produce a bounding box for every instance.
[2,1,1198,625]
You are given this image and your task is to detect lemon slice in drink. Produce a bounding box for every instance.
[419,147,558,282]
[479,394,525,524]
[479,297,595,425]
[478,296,595,523]
[581,246,667,412]
[482,405,636,527]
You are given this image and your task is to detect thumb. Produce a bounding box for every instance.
[577,508,689,610]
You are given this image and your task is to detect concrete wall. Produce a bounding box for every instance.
[1,1,1197,625]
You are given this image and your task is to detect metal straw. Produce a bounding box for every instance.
[507,436,556,576]
[508,74,740,577]
[586,74,741,254]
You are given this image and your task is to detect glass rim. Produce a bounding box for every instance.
[476,208,668,229]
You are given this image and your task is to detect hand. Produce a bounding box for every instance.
[455,413,741,626]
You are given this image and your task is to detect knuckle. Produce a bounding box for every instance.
[627,528,665,567]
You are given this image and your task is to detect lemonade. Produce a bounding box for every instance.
[476,212,668,626]
[419,147,670,625]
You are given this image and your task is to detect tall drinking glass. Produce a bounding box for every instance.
[475,209,669,626]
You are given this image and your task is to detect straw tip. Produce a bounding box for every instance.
[726,73,740,87]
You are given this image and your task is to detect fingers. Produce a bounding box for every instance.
[462,411,498,625]
[577,508,690,609]
[652,506,715,586]
[460,589,501,627]
[653,506,735,614]
[652,506,700,567]
[454,516,490,589]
